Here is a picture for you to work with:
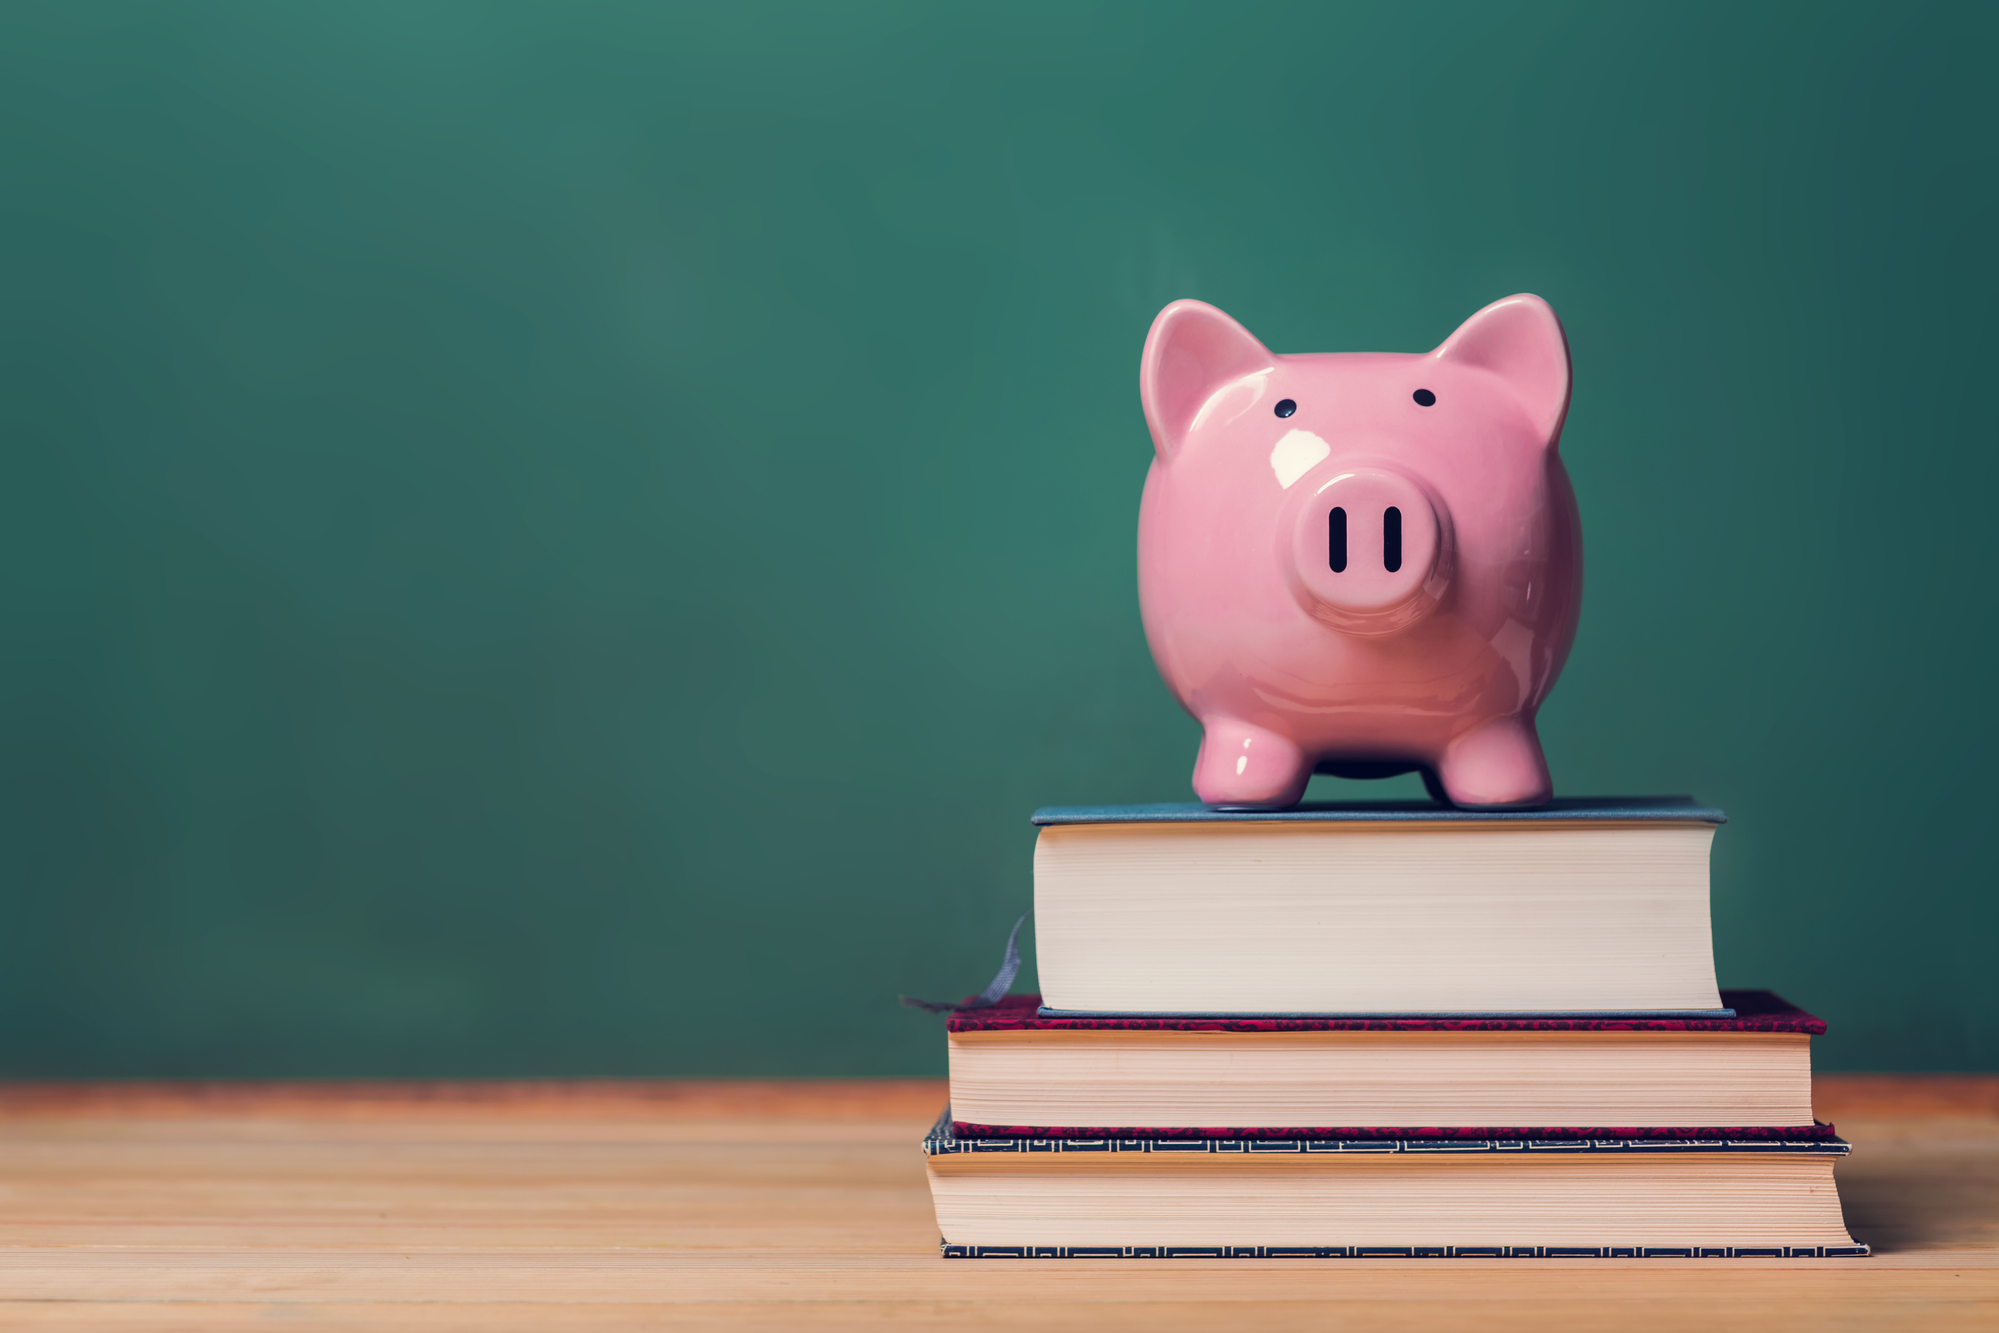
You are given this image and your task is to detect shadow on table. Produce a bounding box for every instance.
[1834,1127,1999,1253]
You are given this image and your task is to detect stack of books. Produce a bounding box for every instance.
[921,799,1866,1259]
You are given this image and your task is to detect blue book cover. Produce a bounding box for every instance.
[1031,796,1726,826]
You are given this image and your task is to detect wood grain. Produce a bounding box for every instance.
[0,1075,1985,1330]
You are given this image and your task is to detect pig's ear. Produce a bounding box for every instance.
[1141,300,1275,460]
[1433,295,1571,444]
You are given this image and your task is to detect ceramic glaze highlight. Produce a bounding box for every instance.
[1136,295,1581,809]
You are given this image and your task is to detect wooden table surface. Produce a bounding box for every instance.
[0,1076,1989,1330]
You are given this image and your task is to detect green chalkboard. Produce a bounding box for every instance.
[0,2,1991,1074]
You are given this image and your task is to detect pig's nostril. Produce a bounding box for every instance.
[1383,507,1402,572]
[1329,507,1348,573]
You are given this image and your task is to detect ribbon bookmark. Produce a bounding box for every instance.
[899,910,1030,1013]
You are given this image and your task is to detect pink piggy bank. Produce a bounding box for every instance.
[1136,295,1581,809]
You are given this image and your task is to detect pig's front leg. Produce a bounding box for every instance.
[1434,715,1553,808]
[1191,717,1311,809]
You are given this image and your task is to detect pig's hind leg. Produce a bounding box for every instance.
[1434,716,1554,808]
[1191,717,1312,809]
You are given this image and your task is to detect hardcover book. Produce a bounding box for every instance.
[1031,798,1728,1015]
[946,991,1827,1140]
[924,1110,1866,1257]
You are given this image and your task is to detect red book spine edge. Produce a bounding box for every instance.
[946,992,1826,1035]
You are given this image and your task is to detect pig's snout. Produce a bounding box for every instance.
[1288,467,1448,634]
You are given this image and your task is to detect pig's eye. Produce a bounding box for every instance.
[1412,389,1437,407]
[1274,399,1297,418]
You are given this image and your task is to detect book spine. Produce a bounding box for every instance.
[942,1241,1869,1259]
[949,1121,1838,1143]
